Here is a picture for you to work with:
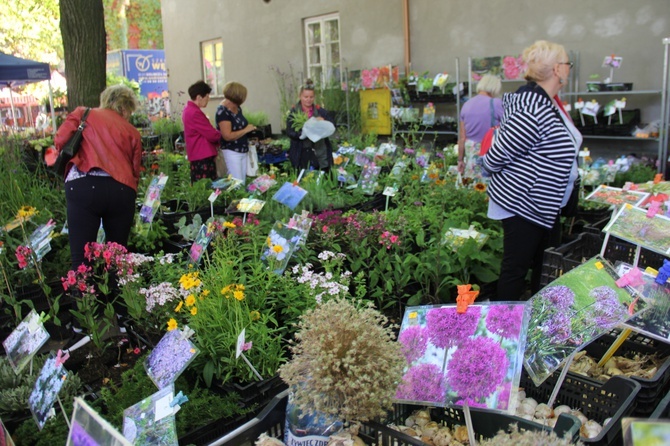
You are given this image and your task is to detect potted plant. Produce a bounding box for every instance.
[279,297,405,442]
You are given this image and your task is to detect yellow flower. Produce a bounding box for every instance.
[224,221,236,228]
[474,183,487,192]
[16,206,37,220]
[236,284,245,291]
[221,285,232,295]
[167,318,178,331]
[174,301,183,312]
[190,307,198,316]
[201,289,210,298]
[250,310,260,321]
[272,244,284,254]
[185,294,196,307]
[233,290,244,301]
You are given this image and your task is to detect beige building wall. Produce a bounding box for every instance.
[161,0,669,155]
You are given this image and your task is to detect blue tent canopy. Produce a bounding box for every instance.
[0,52,50,87]
[0,52,55,132]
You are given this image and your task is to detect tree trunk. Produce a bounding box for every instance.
[59,0,107,109]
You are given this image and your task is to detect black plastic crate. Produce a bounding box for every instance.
[520,371,640,445]
[212,390,581,446]
[216,375,288,409]
[578,331,670,416]
[179,413,254,446]
[540,232,669,288]
[650,389,670,419]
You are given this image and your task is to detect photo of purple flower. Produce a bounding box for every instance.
[446,337,509,400]
[67,398,130,446]
[398,325,428,364]
[425,306,481,349]
[485,304,524,339]
[145,328,200,389]
[69,421,100,446]
[396,303,528,411]
[524,257,637,387]
[619,263,670,343]
[396,363,446,402]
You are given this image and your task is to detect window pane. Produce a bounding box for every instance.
[325,20,339,43]
[308,23,321,45]
[309,45,321,65]
[329,43,340,65]
[310,66,323,84]
[201,39,224,95]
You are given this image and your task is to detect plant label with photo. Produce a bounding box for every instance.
[272,182,308,211]
[145,328,200,390]
[523,257,638,386]
[604,204,670,255]
[395,302,529,412]
[67,398,131,446]
[3,310,50,375]
[29,352,68,430]
[122,385,178,445]
[139,174,169,224]
[188,224,215,264]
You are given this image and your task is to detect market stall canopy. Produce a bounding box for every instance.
[0,52,50,87]
[0,52,55,134]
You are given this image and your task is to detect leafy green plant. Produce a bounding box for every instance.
[244,110,270,127]
[289,110,309,132]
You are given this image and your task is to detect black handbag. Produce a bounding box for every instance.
[53,108,91,176]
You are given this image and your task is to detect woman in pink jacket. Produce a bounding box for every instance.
[182,81,222,182]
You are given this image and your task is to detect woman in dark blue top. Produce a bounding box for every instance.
[215,81,256,181]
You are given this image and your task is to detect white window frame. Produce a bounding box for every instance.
[201,38,225,97]
[304,13,342,87]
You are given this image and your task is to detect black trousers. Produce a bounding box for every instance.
[496,215,555,301]
[65,175,136,270]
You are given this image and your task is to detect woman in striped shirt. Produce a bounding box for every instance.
[483,40,582,301]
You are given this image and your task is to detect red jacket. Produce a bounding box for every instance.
[182,100,221,161]
[55,107,142,191]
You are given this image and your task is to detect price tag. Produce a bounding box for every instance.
[155,394,173,422]
[595,261,604,270]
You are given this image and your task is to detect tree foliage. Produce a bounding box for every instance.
[0,0,62,65]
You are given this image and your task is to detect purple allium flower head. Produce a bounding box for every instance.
[540,285,575,311]
[398,325,429,364]
[539,311,572,344]
[425,306,481,349]
[587,286,628,330]
[446,337,509,400]
[485,305,524,339]
[395,363,446,402]
[496,381,512,410]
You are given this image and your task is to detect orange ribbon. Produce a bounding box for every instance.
[456,284,479,313]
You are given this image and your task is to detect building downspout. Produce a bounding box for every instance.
[403,0,411,75]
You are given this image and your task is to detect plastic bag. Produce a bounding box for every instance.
[300,117,336,143]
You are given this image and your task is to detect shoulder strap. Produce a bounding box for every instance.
[77,108,91,130]
[489,98,496,127]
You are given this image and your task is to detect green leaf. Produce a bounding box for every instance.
[407,293,423,306]
[203,360,215,388]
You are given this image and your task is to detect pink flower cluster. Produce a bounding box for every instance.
[15,245,32,269]
[84,241,132,274]
[61,264,95,294]
[379,231,401,249]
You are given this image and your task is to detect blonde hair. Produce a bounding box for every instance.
[476,74,502,97]
[223,81,248,106]
[100,85,139,116]
[522,40,568,82]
